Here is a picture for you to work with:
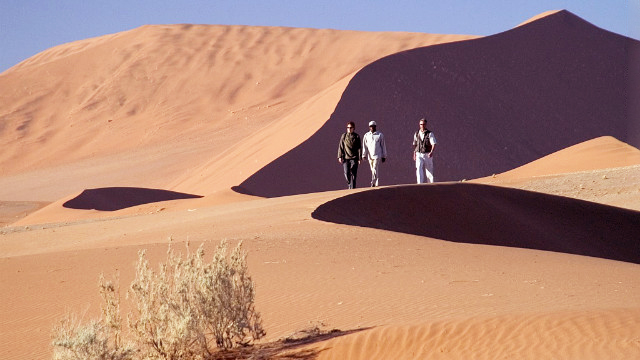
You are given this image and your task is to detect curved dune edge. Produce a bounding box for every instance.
[516,10,562,27]
[0,25,475,203]
[478,136,640,180]
[304,308,640,360]
[9,188,258,227]
[0,27,476,226]
[237,10,638,197]
[312,182,640,264]
[474,136,640,211]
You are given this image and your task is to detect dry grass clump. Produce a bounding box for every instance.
[51,274,135,360]
[52,240,265,360]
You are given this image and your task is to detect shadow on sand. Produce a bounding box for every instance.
[214,327,371,359]
[238,11,639,198]
[312,183,640,264]
[63,187,203,211]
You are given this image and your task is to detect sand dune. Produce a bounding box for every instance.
[481,136,640,179]
[474,136,640,211]
[240,10,639,197]
[313,182,640,263]
[1,9,639,360]
[307,309,640,359]
[0,25,474,203]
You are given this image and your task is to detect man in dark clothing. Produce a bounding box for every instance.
[337,121,362,189]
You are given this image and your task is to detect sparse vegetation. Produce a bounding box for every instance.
[52,240,265,360]
[51,274,135,360]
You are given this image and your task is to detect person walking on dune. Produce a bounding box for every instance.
[337,121,362,189]
[413,117,437,183]
[362,121,387,187]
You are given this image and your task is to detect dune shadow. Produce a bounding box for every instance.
[63,187,203,211]
[231,185,255,196]
[312,183,640,264]
[238,11,638,198]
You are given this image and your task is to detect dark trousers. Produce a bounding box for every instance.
[343,159,359,189]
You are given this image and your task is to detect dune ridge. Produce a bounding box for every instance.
[474,136,640,211]
[239,10,639,197]
[0,25,474,203]
[313,182,640,263]
[480,136,640,179]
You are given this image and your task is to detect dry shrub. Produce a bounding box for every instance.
[51,275,135,360]
[52,240,265,360]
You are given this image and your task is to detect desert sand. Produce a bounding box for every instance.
[1,10,639,359]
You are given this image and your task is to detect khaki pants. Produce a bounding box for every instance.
[368,158,381,187]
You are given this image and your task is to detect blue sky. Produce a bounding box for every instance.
[0,1,637,73]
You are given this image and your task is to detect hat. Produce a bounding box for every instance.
[368,121,377,126]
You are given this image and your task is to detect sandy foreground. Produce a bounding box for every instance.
[1,10,639,360]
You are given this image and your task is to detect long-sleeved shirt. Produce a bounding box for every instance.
[337,132,362,160]
[362,131,387,160]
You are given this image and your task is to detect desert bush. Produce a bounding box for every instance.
[51,275,135,360]
[128,240,265,359]
[52,240,264,360]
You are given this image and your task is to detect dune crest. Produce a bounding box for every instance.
[313,182,640,263]
[482,136,640,179]
[0,25,474,204]
[516,9,562,27]
[239,10,639,197]
[474,136,640,210]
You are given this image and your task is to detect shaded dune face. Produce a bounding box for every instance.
[63,187,202,211]
[312,183,640,264]
[239,11,639,198]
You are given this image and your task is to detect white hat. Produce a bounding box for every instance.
[368,121,377,126]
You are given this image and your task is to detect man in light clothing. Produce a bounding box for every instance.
[412,117,437,183]
[362,120,387,187]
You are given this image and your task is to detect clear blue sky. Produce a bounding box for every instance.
[0,1,637,73]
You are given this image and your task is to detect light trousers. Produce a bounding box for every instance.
[368,158,381,187]
[416,152,434,183]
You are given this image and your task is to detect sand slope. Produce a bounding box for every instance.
[239,10,640,197]
[312,182,640,263]
[476,136,640,211]
[308,309,640,359]
[0,25,474,203]
[1,10,639,360]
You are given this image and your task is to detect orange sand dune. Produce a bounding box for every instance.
[308,309,640,359]
[1,9,640,360]
[0,25,474,203]
[2,177,639,359]
[475,136,640,210]
[239,10,639,197]
[485,136,640,179]
[312,182,640,263]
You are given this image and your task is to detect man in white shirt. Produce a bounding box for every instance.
[362,121,387,187]
[412,117,437,183]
